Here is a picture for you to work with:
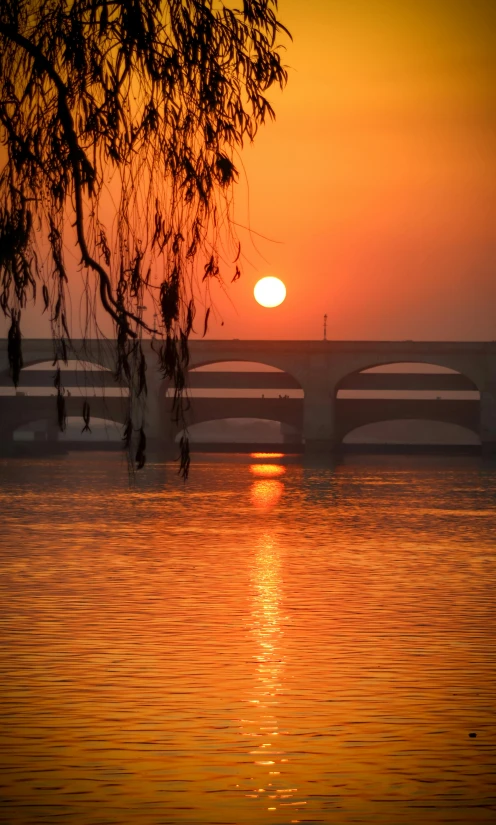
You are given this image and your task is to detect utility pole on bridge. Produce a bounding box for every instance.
[323,314,328,341]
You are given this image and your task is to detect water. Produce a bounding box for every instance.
[1,453,495,824]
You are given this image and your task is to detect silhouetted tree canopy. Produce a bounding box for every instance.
[0,0,289,472]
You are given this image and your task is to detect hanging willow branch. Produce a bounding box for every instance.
[0,0,290,474]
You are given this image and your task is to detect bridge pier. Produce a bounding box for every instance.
[143,365,178,460]
[280,422,301,444]
[480,385,496,454]
[45,422,60,443]
[302,384,337,454]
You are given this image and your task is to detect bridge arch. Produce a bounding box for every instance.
[2,338,119,376]
[185,344,310,382]
[163,360,304,440]
[1,395,128,442]
[336,361,479,391]
[173,417,301,444]
[334,361,480,444]
[13,415,124,441]
[178,359,303,395]
[0,358,125,391]
[342,419,481,446]
[332,354,484,392]
[171,400,303,435]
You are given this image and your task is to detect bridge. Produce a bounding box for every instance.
[1,339,495,453]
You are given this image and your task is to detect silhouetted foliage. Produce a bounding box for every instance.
[0,0,289,473]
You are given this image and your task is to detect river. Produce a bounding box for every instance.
[0,453,495,824]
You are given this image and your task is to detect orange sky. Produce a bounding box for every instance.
[206,0,496,340]
[3,0,495,342]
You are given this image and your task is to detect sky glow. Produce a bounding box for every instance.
[3,0,495,343]
[210,0,496,341]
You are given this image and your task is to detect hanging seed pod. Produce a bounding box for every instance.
[81,400,91,433]
[7,308,23,387]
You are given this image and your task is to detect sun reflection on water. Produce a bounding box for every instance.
[250,463,286,477]
[250,479,283,509]
[239,530,307,817]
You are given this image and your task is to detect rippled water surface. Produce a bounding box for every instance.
[1,454,496,824]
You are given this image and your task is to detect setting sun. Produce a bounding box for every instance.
[254,276,286,308]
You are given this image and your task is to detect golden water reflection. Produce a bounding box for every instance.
[1,456,496,824]
[250,463,286,477]
[249,461,286,508]
[242,532,307,817]
[250,479,284,509]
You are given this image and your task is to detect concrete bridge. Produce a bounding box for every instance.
[1,339,495,452]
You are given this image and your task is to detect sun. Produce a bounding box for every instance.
[254,276,286,308]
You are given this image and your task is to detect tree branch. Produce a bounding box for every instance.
[0,21,152,337]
